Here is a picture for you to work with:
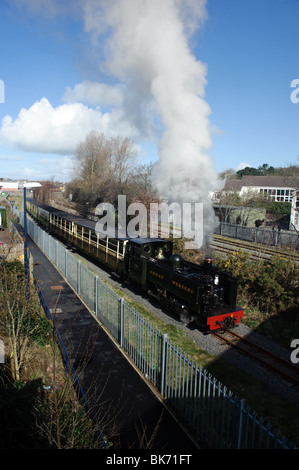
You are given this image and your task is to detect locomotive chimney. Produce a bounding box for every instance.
[203,256,213,275]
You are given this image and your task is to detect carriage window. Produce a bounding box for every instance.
[98,237,106,247]
[143,244,151,254]
[91,232,98,243]
[163,243,171,253]
[108,238,117,250]
[83,229,90,241]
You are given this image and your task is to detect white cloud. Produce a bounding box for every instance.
[64,80,124,107]
[0,97,138,155]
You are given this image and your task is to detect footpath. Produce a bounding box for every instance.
[23,229,197,450]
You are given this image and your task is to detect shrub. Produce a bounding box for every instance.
[216,250,299,315]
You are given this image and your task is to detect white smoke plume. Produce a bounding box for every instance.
[13,0,222,248]
[82,0,222,248]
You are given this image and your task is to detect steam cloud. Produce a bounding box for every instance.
[9,0,222,247]
[83,0,222,248]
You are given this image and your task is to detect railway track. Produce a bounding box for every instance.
[212,329,299,387]
[211,235,299,262]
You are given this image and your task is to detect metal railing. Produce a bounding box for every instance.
[11,205,294,449]
[216,221,299,249]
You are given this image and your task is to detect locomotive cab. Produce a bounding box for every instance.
[126,238,173,260]
[125,238,173,286]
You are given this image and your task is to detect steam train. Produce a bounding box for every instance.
[26,198,243,331]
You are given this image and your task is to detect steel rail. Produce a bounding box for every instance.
[212,329,299,387]
[212,235,299,262]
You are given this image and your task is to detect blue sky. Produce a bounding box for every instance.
[0,0,299,183]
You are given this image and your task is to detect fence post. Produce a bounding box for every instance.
[160,334,168,398]
[120,297,124,347]
[78,260,81,295]
[65,249,68,279]
[95,275,99,317]
[234,398,245,449]
[274,229,278,246]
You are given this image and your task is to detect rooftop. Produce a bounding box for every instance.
[223,175,296,191]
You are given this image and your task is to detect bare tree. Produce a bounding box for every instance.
[129,162,159,206]
[0,262,40,381]
[72,131,137,208]
[73,131,110,203]
[276,159,299,188]
[33,179,55,204]
[110,135,137,185]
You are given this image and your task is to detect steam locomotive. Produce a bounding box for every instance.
[26,198,243,331]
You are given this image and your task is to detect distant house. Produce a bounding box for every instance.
[213,175,299,231]
[219,175,296,202]
[0,182,19,192]
[0,181,42,194]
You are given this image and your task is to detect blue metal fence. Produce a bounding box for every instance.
[11,205,294,449]
[216,221,299,249]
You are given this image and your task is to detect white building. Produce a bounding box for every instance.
[290,190,299,231]
[0,181,42,193]
[213,175,299,230]
[219,175,295,202]
[0,182,19,191]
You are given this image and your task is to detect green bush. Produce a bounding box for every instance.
[217,250,299,315]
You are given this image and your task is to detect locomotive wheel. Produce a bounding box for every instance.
[160,296,168,311]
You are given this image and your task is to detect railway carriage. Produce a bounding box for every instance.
[26,198,243,331]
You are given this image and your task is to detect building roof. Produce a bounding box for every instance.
[223,175,296,191]
[240,175,295,187]
[222,179,243,192]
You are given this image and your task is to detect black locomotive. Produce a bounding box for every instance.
[26,198,243,331]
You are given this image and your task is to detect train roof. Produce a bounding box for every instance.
[129,237,170,244]
[27,198,96,227]
[27,198,171,243]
